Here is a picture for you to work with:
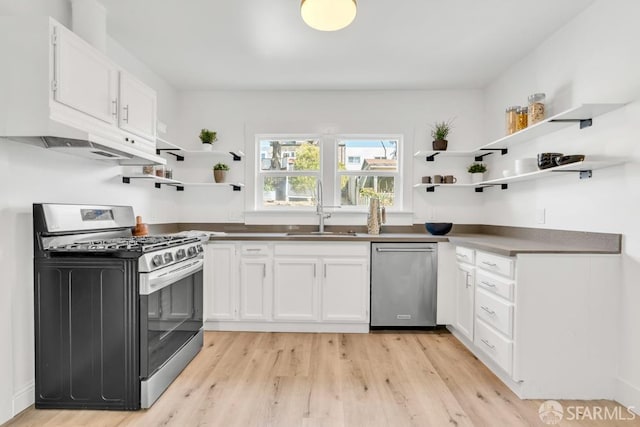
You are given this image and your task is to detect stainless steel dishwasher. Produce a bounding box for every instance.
[370,243,437,327]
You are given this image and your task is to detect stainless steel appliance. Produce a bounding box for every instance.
[33,203,204,410]
[370,243,437,327]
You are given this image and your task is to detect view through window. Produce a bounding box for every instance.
[256,137,400,209]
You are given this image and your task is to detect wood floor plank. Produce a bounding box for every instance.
[5,331,639,427]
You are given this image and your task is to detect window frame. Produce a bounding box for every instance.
[253,133,403,212]
[255,134,323,211]
[334,135,403,211]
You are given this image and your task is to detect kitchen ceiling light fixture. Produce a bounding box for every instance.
[301,0,357,31]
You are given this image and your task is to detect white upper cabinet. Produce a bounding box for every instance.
[118,71,157,142]
[53,26,118,125]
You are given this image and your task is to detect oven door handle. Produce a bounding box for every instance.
[140,256,204,295]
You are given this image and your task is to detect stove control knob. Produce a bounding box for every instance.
[152,254,164,267]
[176,249,186,260]
[164,252,174,263]
[196,244,204,253]
[187,246,197,257]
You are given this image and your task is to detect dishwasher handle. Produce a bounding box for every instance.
[376,248,435,253]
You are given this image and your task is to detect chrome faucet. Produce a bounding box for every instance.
[315,180,338,233]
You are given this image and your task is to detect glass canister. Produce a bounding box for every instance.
[155,165,165,178]
[516,106,528,131]
[505,106,519,135]
[527,93,546,125]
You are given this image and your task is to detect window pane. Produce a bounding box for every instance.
[339,175,395,207]
[262,176,318,207]
[259,139,320,171]
[337,140,398,171]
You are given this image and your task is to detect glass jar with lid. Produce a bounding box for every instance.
[527,93,546,125]
[516,106,528,131]
[505,106,519,135]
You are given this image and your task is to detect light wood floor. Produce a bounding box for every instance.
[5,331,639,427]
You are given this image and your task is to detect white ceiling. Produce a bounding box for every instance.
[99,0,595,90]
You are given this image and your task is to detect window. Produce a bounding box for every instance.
[255,135,402,211]
[257,138,320,208]
[337,139,399,208]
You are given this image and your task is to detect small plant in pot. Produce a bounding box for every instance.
[468,162,487,184]
[199,129,217,151]
[431,120,453,151]
[213,162,229,183]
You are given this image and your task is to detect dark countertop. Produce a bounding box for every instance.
[158,223,621,256]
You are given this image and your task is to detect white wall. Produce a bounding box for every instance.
[0,1,180,423]
[174,89,485,225]
[482,0,640,410]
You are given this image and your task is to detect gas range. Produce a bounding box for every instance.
[46,235,205,272]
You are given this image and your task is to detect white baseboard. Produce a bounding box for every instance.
[615,378,640,415]
[205,321,369,333]
[12,381,34,417]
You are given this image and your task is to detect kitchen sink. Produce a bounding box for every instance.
[285,231,358,236]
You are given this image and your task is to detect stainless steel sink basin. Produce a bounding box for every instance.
[285,231,358,236]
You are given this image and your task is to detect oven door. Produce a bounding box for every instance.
[139,256,203,379]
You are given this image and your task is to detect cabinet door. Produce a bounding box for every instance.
[53,26,118,125]
[204,244,237,320]
[322,258,369,322]
[455,262,475,341]
[118,71,157,141]
[273,258,318,321]
[239,257,271,320]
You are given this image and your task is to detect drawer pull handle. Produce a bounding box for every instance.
[480,305,495,315]
[457,253,468,258]
[482,261,498,267]
[481,338,495,349]
[481,281,496,288]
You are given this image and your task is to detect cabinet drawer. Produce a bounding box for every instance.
[240,244,270,256]
[455,246,475,264]
[475,289,513,337]
[274,243,368,257]
[474,319,513,375]
[475,251,514,278]
[476,271,514,301]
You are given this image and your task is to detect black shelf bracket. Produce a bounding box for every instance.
[176,186,184,191]
[229,152,242,161]
[426,153,440,162]
[552,169,593,179]
[550,118,593,129]
[425,186,436,192]
[122,177,130,184]
[156,148,184,161]
[154,182,161,189]
[478,148,508,160]
[476,183,508,192]
[230,184,243,191]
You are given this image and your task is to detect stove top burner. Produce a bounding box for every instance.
[50,235,199,253]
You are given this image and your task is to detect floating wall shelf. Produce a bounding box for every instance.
[414,103,625,162]
[121,174,244,192]
[156,138,244,161]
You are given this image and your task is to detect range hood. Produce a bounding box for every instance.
[42,136,134,161]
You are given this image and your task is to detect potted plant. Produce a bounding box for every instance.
[431,120,453,151]
[213,162,229,183]
[468,162,487,184]
[199,129,217,151]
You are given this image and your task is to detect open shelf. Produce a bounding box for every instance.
[480,158,625,185]
[416,103,625,162]
[414,158,625,193]
[121,174,244,191]
[156,138,244,161]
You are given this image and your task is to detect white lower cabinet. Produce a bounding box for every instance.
[239,257,271,320]
[272,258,318,321]
[205,241,370,332]
[204,244,236,320]
[449,246,620,400]
[455,260,475,341]
[322,258,369,322]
